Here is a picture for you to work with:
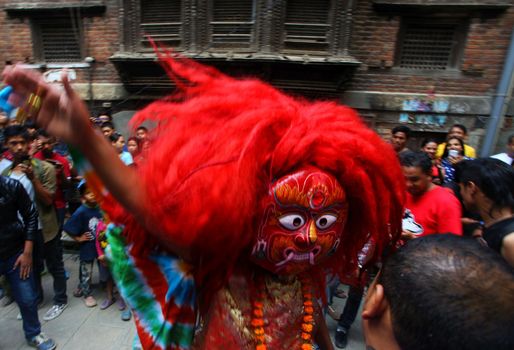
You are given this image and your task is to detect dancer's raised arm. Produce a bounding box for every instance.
[2,65,142,208]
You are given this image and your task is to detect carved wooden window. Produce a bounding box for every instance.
[396,18,467,70]
[140,0,182,48]
[283,0,333,52]
[32,14,83,62]
[209,0,256,47]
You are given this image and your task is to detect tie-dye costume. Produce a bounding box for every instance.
[80,51,405,350]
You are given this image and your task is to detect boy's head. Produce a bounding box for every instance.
[448,123,468,140]
[101,121,115,138]
[135,126,148,140]
[391,125,411,152]
[78,180,97,206]
[109,132,125,154]
[4,125,30,162]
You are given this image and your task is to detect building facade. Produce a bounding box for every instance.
[0,0,513,151]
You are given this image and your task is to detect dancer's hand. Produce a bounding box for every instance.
[2,65,94,146]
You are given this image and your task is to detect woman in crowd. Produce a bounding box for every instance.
[441,136,472,184]
[126,137,139,159]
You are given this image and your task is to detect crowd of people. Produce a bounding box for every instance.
[0,60,513,350]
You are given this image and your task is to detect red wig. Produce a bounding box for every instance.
[104,51,405,296]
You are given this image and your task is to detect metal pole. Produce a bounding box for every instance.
[480,27,514,157]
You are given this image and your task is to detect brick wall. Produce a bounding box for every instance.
[85,1,122,83]
[0,0,122,84]
[348,0,514,96]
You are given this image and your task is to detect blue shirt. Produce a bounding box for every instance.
[120,151,133,166]
[64,204,102,261]
[441,157,472,184]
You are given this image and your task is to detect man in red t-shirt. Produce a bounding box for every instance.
[34,130,71,230]
[399,151,462,239]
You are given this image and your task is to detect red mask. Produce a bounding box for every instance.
[251,167,348,275]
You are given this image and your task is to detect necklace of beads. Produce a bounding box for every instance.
[251,274,315,350]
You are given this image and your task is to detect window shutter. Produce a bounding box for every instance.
[210,0,255,46]
[35,16,82,62]
[140,0,182,47]
[284,0,331,51]
[398,20,462,70]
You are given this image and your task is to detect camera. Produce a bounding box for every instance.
[448,150,459,158]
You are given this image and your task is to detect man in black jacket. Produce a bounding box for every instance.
[0,175,56,350]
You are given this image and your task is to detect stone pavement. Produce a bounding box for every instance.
[326,285,366,350]
[0,253,137,350]
[0,252,365,350]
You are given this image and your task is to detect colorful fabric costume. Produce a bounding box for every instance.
[93,52,405,350]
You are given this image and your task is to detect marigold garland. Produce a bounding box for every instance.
[250,274,315,350]
[299,275,315,350]
[251,282,267,350]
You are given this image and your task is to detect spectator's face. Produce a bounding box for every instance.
[403,166,431,196]
[6,135,29,161]
[447,139,463,153]
[449,127,466,140]
[82,188,97,206]
[422,142,437,160]
[38,135,55,157]
[392,132,407,152]
[127,139,139,156]
[102,126,114,138]
[136,128,147,140]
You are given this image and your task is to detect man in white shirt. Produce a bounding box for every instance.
[491,134,514,166]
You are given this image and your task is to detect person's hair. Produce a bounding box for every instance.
[127,136,139,144]
[101,121,115,130]
[380,234,514,350]
[420,138,438,148]
[24,120,36,129]
[455,158,514,212]
[109,132,123,143]
[399,151,432,175]
[77,180,88,196]
[96,110,112,120]
[3,125,29,142]
[442,136,465,158]
[392,125,411,138]
[136,126,148,132]
[28,132,38,142]
[508,134,514,145]
[37,129,52,139]
[450,123,467,135]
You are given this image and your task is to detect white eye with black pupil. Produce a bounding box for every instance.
[316,214,337,230]
[278,214,306,230]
